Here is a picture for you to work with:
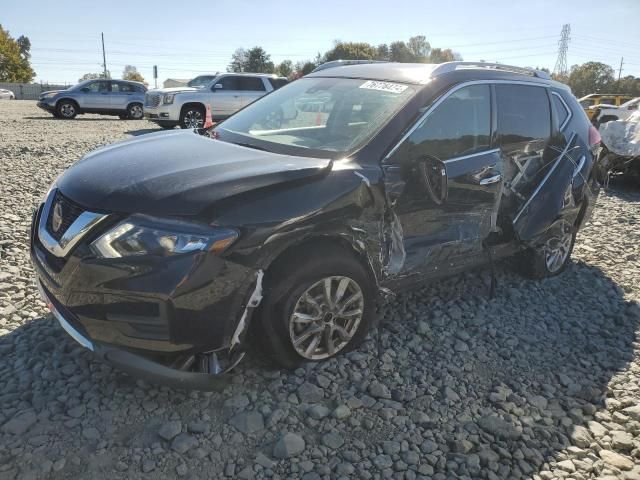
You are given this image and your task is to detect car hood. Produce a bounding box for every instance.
[41,89,66,96]
[148,87,199,94]
[56,130,332,216]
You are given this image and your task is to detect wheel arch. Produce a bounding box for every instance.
[180,102,206,116]
[55,97,80,110]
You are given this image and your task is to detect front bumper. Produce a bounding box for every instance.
[38,279,237,390]
[144,103,180,123]
[37,101,55,113]
[30,199,261,388]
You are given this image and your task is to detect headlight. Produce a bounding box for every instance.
[91,216,238,258]
[163,94,175,105]
[42,92,58,98]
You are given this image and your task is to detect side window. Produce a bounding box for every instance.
[117,83,135,93]
[268,78,288,90]
[214,76,240,91]
[496,84,550,149]
[238,77,266,91]
[97,81,110,93]
[399,84,491,162]
[110,82,121,93]
[551,93,570,129]
[84,82,100,93]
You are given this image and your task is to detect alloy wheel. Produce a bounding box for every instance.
[60,103,75,118]
[288,276,364,360]
[544,227,573,273]
[183,110,203,128]
[129,104,143,119]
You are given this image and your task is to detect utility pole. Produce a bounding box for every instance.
[101,32,108,78]
[553,24,571,78]
[618,57,624,83]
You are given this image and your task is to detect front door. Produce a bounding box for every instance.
[382,84,502,278]
[79,80,111,110]
[211,76,243,116]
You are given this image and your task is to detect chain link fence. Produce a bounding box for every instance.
[0,82,72,100]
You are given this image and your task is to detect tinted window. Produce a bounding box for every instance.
[496,85,550,145]
[268,78,288,90]
[551,93,570,129]
[401,84,491,161]
[238,77,266,91]
[112,82,135,93]
[215,76,239,90]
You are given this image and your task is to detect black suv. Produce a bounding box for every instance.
[31,62,601,389]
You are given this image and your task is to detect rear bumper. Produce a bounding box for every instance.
[38,278,235,391]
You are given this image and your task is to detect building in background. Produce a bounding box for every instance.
[162,78,190,88]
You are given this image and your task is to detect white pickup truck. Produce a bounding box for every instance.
[144,73,288,129]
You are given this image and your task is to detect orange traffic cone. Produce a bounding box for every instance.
[204,104,214,129]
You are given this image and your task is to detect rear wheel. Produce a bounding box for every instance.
[126,103,144,120]
[56,100,77,119]
[257,246,376,369]
[516,221,576,279]
[179,105,205,129]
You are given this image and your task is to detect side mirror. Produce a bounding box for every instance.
[417,155,448,205]
[213,83,223,90]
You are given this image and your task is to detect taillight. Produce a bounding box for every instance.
[589,125,601,147]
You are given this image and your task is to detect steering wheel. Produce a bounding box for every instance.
[417,155,448,205]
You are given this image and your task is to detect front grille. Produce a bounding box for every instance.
[46,191,84,241]
[145,93,161,108]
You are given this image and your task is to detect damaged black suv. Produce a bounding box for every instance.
[31,62,601,389]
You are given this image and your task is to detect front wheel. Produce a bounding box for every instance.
[56,100,77,119]
[257,247,376,369]
[126,103,144,120]
[179,106,205,129]
[515,221,576,279]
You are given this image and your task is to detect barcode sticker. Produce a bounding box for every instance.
[359,80,408,93]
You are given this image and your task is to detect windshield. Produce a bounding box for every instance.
[187,75,215,88]
[216,77,416,157]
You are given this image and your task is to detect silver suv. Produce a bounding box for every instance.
[144,73,288,129]
[37,79,147,120]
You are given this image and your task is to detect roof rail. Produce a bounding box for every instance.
[431,61,551,80]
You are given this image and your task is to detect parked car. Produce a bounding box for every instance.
[32,61,601,389]
[599,110,640,180]
[590,97,640,126]
[0,88,15,100]
[578,93,634,120]
[37,79,147,120]
[143,73,288,129]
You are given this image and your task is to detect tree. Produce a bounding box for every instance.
[375,44,390,61]
[16,35,31,60]
[122,65,145,83]
[228,47,274,73]
[324,41,376,61]
[292,60,317,78]
[0,25,35,82]
[78,71,110,82]
[408,35,430,61]
[567,62,615,97]
[276,60,293,78]
[617,75,640,97]
[389,41,414,62]
[428,48,457,63]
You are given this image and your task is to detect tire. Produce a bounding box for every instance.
[126,103,143,120]
[157,122,175,130]
[56,100,78,119]
[179,105,205,129]
[515,221,576,279]
[257,245,376,369]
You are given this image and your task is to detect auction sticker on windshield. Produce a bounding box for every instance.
[359,80,408,94]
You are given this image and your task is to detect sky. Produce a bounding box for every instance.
[3,0,640,86]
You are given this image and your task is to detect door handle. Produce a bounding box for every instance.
[479,174,502,185]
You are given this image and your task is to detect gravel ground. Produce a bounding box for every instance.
[1,100,640,480]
